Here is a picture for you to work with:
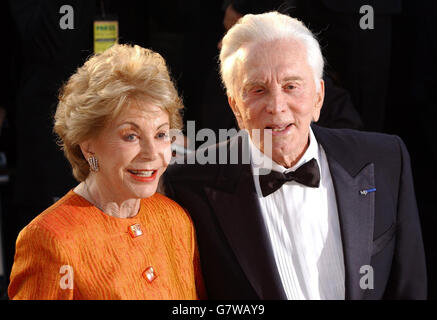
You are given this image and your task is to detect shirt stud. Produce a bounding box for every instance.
[128,223,143,238]
[143,266,157,283]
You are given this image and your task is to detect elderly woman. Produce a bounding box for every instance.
[8,44,204,299]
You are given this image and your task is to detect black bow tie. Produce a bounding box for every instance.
[259,158,320,197]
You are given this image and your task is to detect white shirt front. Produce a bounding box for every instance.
[250,128,345,300]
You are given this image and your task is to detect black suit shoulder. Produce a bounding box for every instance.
[312,125,405,176]
[165,135,245,183]
[314,125,400,151]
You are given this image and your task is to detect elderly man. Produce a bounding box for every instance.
[164,12,426,299]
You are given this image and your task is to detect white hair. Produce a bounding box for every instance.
[219,11,324,98]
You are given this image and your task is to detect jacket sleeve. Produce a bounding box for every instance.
[383,136,427,299]
[8,223,74,300]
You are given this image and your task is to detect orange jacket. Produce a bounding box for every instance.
[9,190,205,300]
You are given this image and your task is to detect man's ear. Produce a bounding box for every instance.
[228,96,244,129]
[312,79,325,122]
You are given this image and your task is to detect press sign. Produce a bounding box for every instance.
[94,20,118,53]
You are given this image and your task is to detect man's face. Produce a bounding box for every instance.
[229,39,324,168]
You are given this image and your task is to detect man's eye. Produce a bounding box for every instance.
[285,84,295,90]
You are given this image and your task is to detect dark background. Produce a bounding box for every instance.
[0,0,435,299]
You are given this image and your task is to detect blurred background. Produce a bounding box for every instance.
[0,0,435,299]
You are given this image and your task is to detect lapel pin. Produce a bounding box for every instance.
[360,188,376,196]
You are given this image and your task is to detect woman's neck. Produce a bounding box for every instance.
[74,178,141,219]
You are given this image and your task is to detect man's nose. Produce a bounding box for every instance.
[265,88,287,114]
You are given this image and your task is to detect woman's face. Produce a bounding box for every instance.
[85,101,172,202]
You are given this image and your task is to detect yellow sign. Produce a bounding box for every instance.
[94,20,118,53]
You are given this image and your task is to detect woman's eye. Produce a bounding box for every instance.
[157,132,170,140]
[124,134,138,141]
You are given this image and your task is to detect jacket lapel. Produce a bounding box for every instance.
[204,133,287,299]
[327,158,375,299]
[313,125,375,300]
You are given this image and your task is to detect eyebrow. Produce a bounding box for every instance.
[243,81,263,88]
[119,121,170,130]
[120,121,140,129]
[282,76,304,82]
[243,76,304,88]
[156,122,170,129]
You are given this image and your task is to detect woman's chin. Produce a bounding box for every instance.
[132,186,158,199]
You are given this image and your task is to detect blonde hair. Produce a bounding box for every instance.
[219,11,324,98]
[54,44,183,182]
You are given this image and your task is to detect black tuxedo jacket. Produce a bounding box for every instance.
[164,125,427,299]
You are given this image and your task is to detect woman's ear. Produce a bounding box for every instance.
[79,139,94,159]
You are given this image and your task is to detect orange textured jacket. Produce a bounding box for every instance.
[8,190,205,300]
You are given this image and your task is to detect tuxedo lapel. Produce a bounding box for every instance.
[313,125,375,300]
[327,158,375,299]
[204,134,287,300]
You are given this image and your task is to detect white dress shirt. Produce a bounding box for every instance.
[250,128,345,300]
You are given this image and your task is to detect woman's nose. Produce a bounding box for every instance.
[139,137,158,161]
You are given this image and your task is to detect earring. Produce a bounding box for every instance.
[87,155,99,172]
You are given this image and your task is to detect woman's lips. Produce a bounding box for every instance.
[127,169,158,182]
